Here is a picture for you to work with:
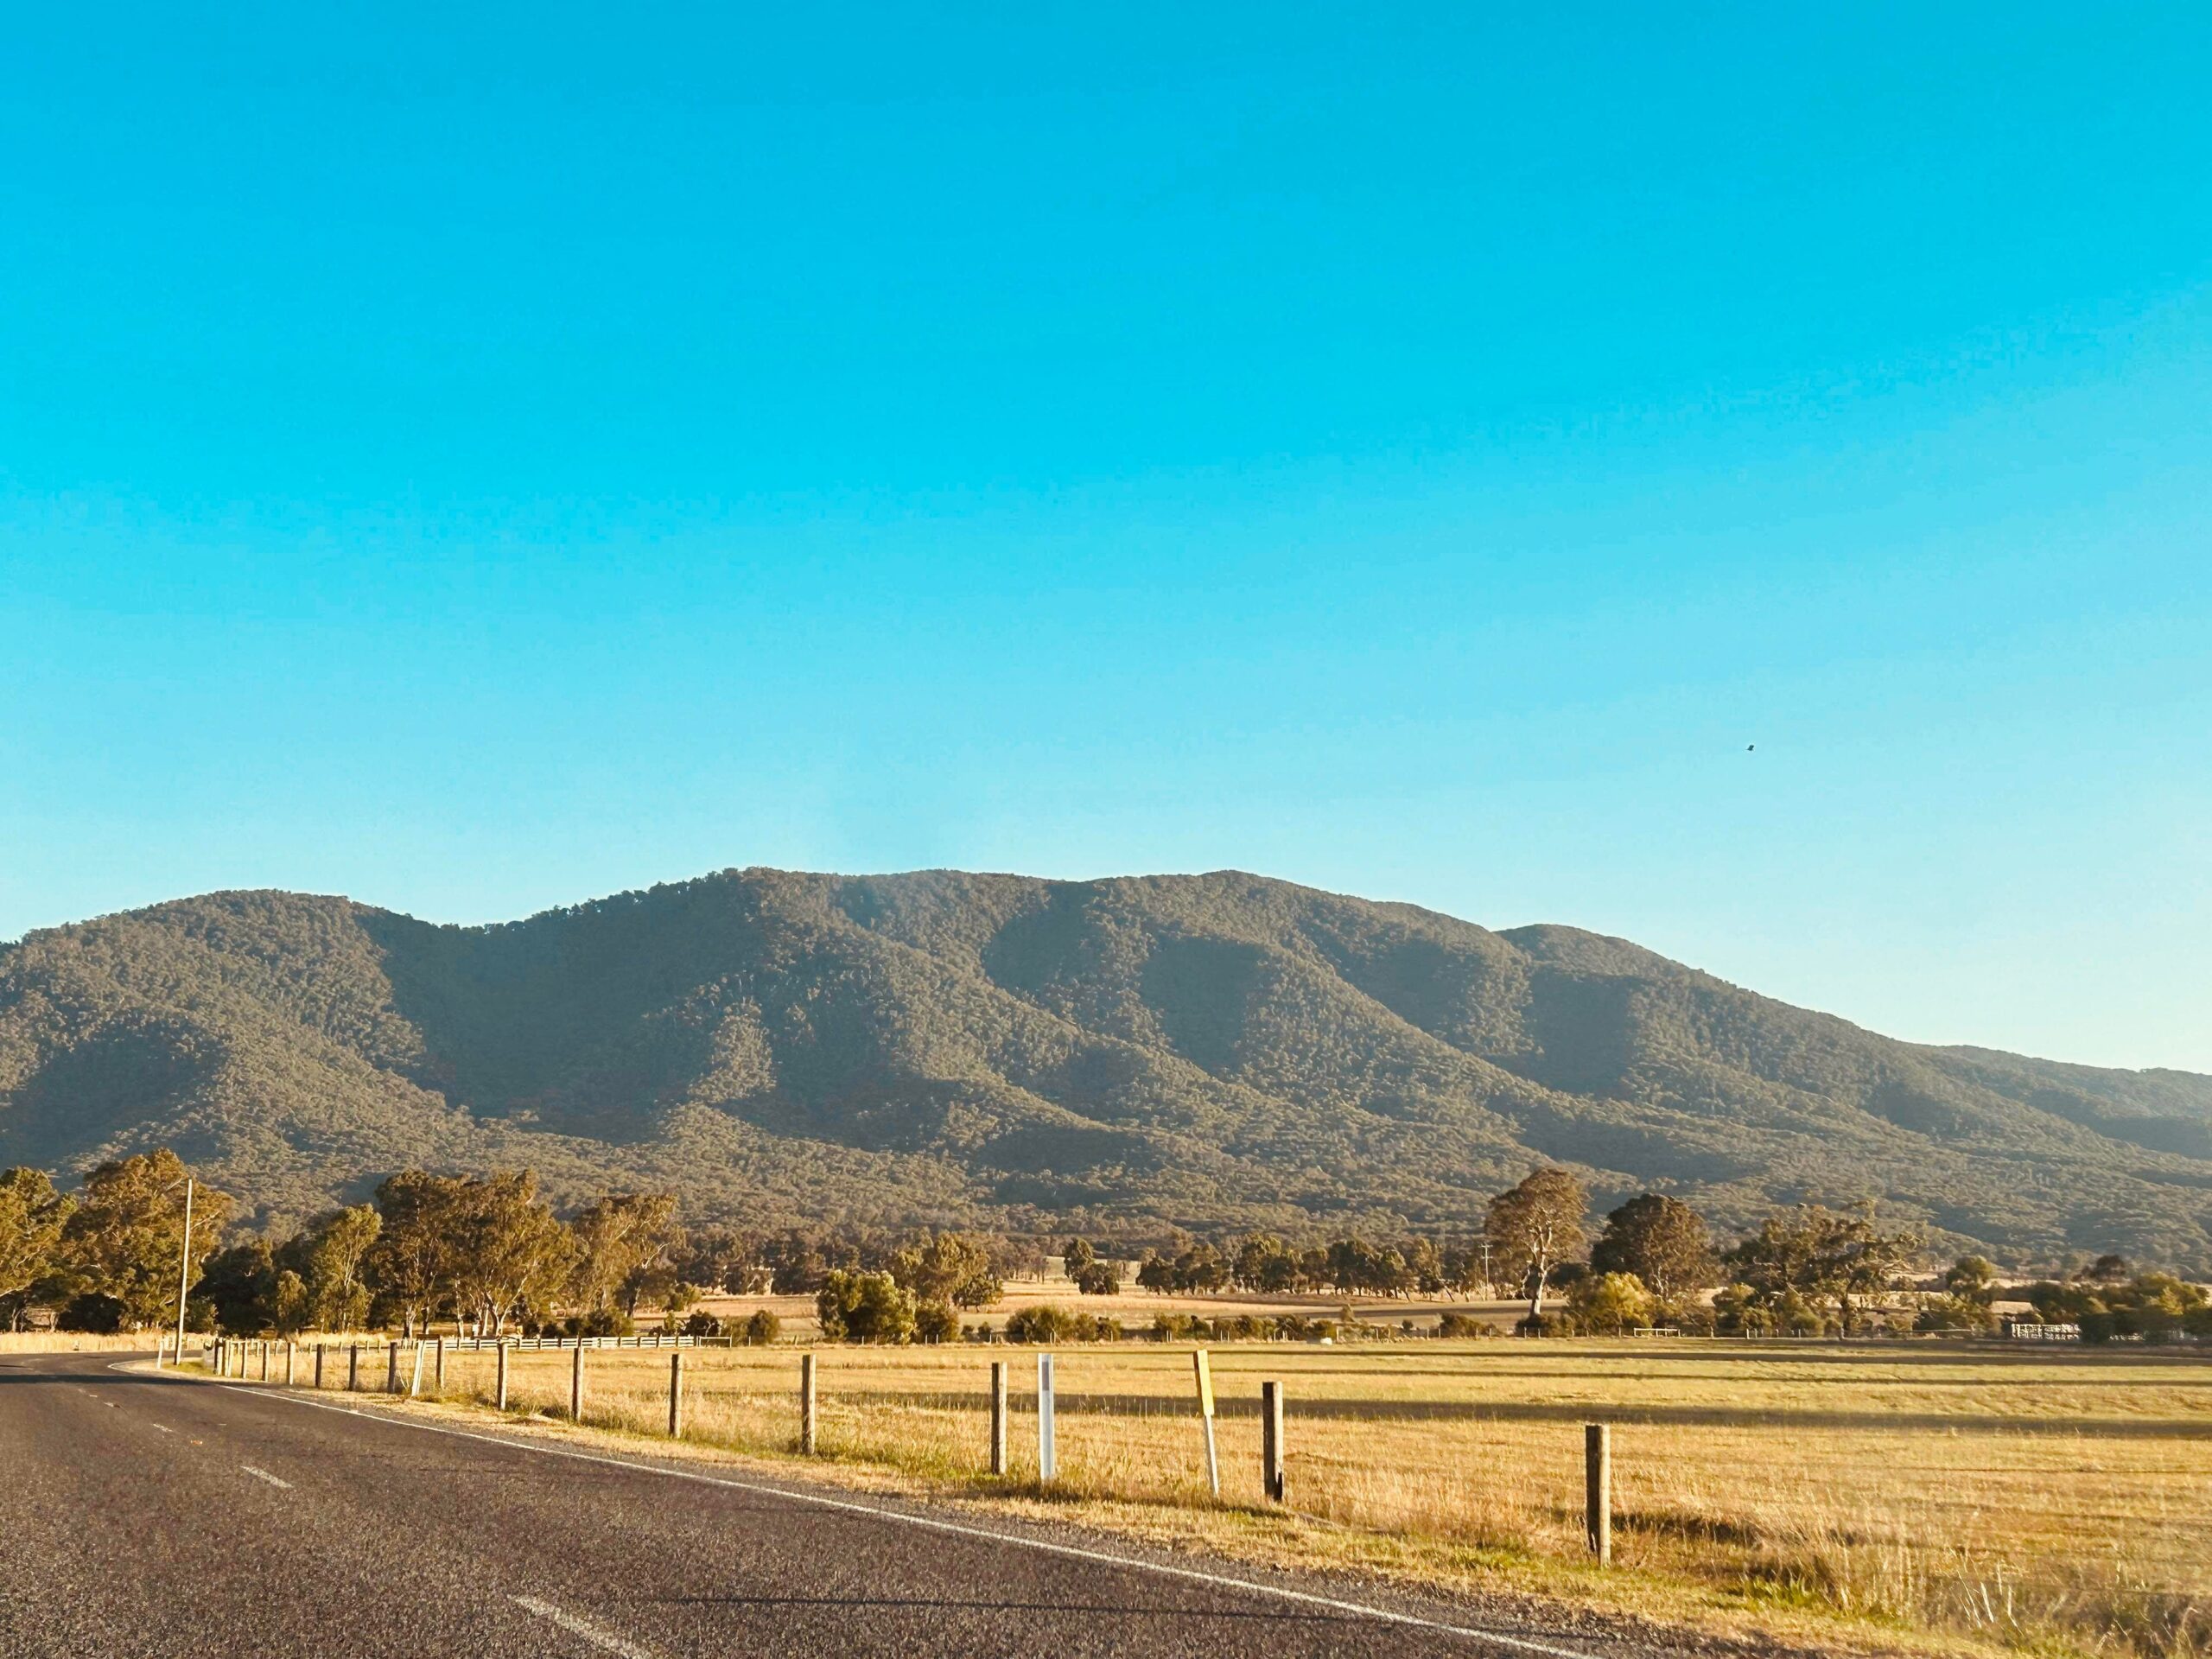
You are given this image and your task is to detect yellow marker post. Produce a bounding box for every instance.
[1192,1348,1219,1497]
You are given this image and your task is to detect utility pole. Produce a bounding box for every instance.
[173,1176,195,1362]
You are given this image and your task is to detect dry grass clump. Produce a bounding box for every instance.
[265,1338,2210,1658]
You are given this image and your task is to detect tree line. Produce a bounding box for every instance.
[5,1151,2204,1344]
[0,1151,1033,1341]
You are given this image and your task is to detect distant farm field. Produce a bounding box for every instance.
[0,1332,167,1354]
[253,1335,2211,1657]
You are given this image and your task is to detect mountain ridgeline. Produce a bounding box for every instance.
[3,869,2209,1268]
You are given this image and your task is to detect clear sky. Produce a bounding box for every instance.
[3,7,2209,1071]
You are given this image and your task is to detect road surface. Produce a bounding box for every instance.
[0,1349,1725,1658]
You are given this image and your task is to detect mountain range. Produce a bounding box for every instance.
[3,868,2209,1269]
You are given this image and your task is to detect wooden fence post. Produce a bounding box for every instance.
[347,1343,359,1391]
[668,1351,684,1438]
[989,1359,1007,1477]
[314,1344,325,1389]
[1585,1423,1612,1563]
[570,1341,586,1421]
[434,1337,446,1394]
[284,1341,296,1387]
[259,1339,270,1381]
[409,1340,427,1399]
[384,1342,398,1394]
[495,1340,511,1411]
[800,1352,817,1454]
[1262,1380,1287,1503]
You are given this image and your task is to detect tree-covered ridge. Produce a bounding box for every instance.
[1,868,2207,1269]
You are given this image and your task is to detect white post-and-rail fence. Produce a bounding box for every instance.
[161,1335,1620,1560]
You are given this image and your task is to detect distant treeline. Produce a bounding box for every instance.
[2,1153,2204,1344]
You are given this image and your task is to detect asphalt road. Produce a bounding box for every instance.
[0,1350,1726,1659]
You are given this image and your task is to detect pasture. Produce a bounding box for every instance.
[285,1335,2212,1658]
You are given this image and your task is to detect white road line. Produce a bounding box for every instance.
[240,1465,293,1489]
[218,1382,1608,1658]
[511,1595,658,1658]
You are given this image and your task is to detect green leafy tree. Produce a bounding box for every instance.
[60,1151,232,1329]
[816,1269,917,1344]
[1405,1237,1446,1295]
[1725,1204,1923,1334]
[200,1238,278,1334]
[1567,1270,1655,1334]
[1589,1194,1715,1306]
[447,1172,576,1337]
[741,1308,781,1346]
[675,1227,754,1294]
[1061,1237,1096,1281]
[1915,1292,1995,1333]
[1233,1233,1298,1291]
[1942,1255,1998,1302]
[1007,1303,1096,1342]
[300,1204,380,1331]
[1485,1167,1589,1327]
[1440,1242,1490,1297]
[1172,1242,1230,1293]
[891,1232,1002,1308]
[1073,1259,1120,1295]
[568,1192,683,1317]
[365,1171,466,1336]
[0,1167,75,1331]
[269,1268,312,1337]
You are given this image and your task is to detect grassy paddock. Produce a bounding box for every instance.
[266,1338,2209,1657]
[0,1332,168,1354]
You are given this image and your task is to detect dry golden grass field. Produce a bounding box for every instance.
[0,1331,168,1354]
[215,1332,2212,1659]
[694,1276,1529,1336]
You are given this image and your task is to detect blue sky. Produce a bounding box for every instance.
[3,7,2209,1069]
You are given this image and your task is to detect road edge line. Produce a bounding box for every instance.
[207,1376,1606,1659]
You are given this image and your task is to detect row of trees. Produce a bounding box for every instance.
[1077,1174,1901,1336]
[0,1154,714,1338]
[0,1150,1031,1340]
[0,1153,232,1332]
[10,1149,2201,1344]
[1085,1173,1937,1338]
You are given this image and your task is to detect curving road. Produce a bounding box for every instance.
[0,1350,1725,1659]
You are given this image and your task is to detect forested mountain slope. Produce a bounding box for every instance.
[3,868,2207,1268]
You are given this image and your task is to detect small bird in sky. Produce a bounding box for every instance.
[1746,744,1756,752]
